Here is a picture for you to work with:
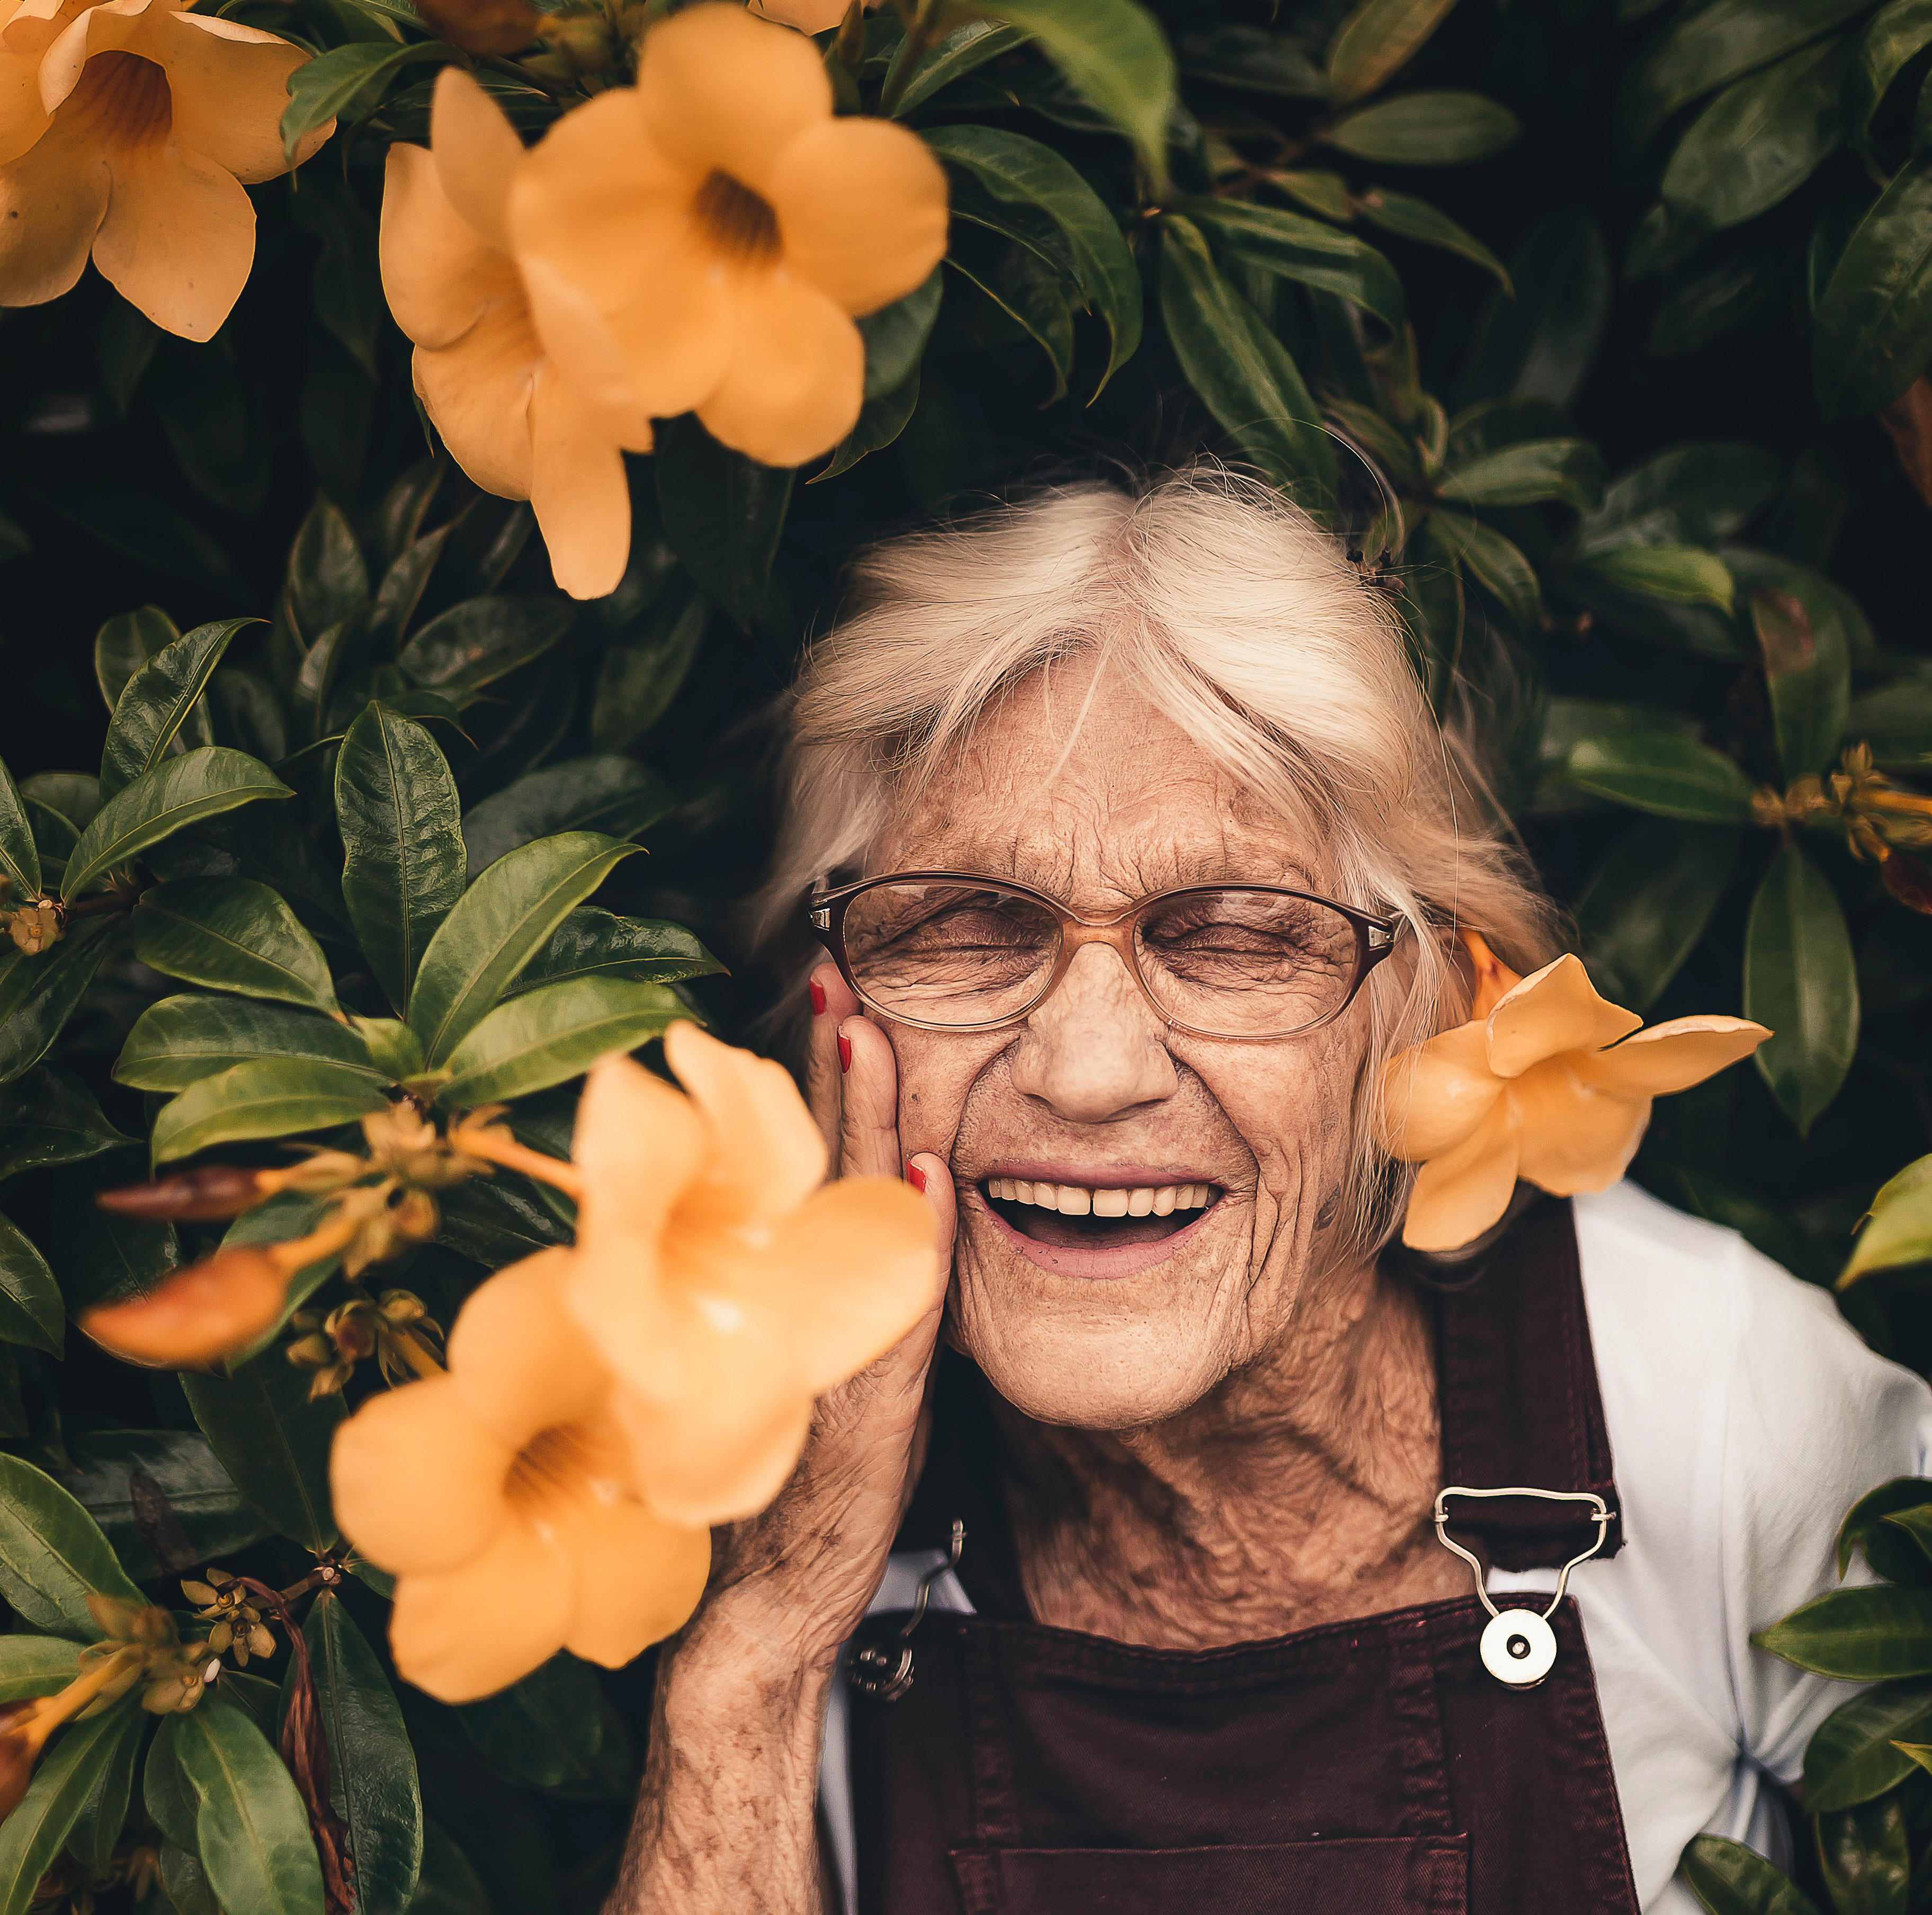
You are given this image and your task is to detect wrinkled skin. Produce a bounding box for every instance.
[607,660,1462,1912]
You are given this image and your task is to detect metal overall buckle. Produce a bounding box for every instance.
[1433,1487,1613,1691]
[848,1520,965,1703]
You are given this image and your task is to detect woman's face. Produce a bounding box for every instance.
[874,661,1375,1431]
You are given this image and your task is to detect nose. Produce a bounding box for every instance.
[1007,942,1177,1124]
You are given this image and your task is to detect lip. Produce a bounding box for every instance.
[968,1166,1227,1282]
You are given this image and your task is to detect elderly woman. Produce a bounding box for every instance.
[607,471,1931,1914]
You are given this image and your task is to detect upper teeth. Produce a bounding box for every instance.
[985,1178,1217,1218]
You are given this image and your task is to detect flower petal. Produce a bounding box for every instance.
[664,1020,827,1227]
[381,140,516,351]
[767,118,947,316]
[0,88,108,308]
[1484,954,1641,1079]
[389,1510,573,1702]
[1376,1021,1503,1161]
[331,1376,514,1577]
[636,3,829,189]
[529,359,636,601]
[1510,1058,1649,1197]
[695,267,864,468]
[448,1247,609,1449]
[1401,1098,1520,1252]
[93,127,254,340]
[154,12,320,181]
[550,1494,710,1669]
[613,1378,813,1528]
[0,47,50,168]
[1462,927,1521,1020]
[1576,1016,1770,1097]
[411,301,538,500]
[430,64,518,253]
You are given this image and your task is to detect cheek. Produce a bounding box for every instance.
[1194,1023,1364,1200]
[883,1026,999,1156]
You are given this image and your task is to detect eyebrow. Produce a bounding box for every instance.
[872,849,1322,897]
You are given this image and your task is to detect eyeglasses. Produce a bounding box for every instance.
[806,871,1403,1041]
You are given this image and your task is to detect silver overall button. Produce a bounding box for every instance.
[1480,1607,1557,1688]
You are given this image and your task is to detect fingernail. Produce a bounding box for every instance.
[809,979,826,1016]
[838,1033,852,1074]
[906,1161,927,1193]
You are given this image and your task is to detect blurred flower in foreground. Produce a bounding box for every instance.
[749,0,851,31]
[509,3,949,468]
[381,70,651,599]
[568,1023,937,1526]
[330,1248,711,1702]
[1379,933,1769,1252]
[0,0,329,339]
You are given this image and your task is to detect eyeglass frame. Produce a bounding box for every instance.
[804,870,1406,1041]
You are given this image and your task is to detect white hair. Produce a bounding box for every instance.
[755,465,1560,1260]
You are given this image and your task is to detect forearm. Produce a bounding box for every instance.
[605,1604,836,1915]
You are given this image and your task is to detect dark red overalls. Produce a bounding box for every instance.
[844,1197,1644,1913]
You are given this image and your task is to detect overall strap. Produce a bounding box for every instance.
[1434,1194,1624,1570]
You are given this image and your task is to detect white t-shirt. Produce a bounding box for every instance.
[819,1179,1932,1914]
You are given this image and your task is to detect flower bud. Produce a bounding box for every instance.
[1883,850,1932,915]
[8,904,60,955]
[415,0,539,53]
[0,1702,42,1819]
[96,1165,270,1223]
[80,1247,288,1367]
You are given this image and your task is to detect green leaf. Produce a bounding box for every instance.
[1621,0,1871,149]
[1175,24,1322,97]
[20,774,100,837]
[1576,820,1742,1011]
[453,1654,632,1795]
[1757,1585,1932,1676]
[1437,437,1604,512]
[925,126,1142,388]
[655,415,791,630]
[408,1820,493,1914]
[298,1595,423,1915]
[93,605,178,717]
[151,1057,389,1165]
[813,366,922,484]
[1175,195,1405,332]
[1840,1474,1932,1579]
[1564,732,1757,822]
[281,41,458,162]
[857,269,943,401]
[1850,0,1932,146]
[969,0,1176,183]
[145,1724,198,1853]
[1323,91,1520,165]
[436,1176,570,1265]
[1753,584,1851,779]
[946,232,1074,399]
[336,704,467,1017]
[589,586,706,760]
[130,876,341,1015]
[1576,544,1736,613]
[1818,1794,1910,1915]
[408,831,642,1068]
[397,597,575,692]
[1745,841,1857,1135]
[68,1696,142,1874]
[1456,205,1607,410]
[99,619,253,801]
[352,1017,424,1081]
[461,757,672,881]
[285,497,370,646]
[0,1701,141,1915]
[0,1066,130,1179]
[0,920,118,1086]
[1847,677,1932,765]
[1662,37,1850,232]
[1806,1679,1932,1810]
[182,1352,345,1553]
[49,1155,178,1313]
[160,1844,223,1915]
[0,1214,63,1355]
[1573,441,1784,554]
[115,993,377,1093]
[1681,1834,1822,1915]
[886,19,1027,115]
[64,1427,274,1580]
[175,1690,328,1915]
[1423,510,1541,630]
[1813,154,1932,419]
[509,908,723,995]
[0,757,41,901]
[439,977,685,1106]
[208,668,289,765]
[1844,1158,1932,1282]
[0,1452,144,1637]
[1354,187,1511,290]
[0,1637,82,1703]
[1327,0,1460,104]
[1158,215,1338,507]
[61,747,291,901]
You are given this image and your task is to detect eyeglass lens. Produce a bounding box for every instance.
[839,882,1362,1036]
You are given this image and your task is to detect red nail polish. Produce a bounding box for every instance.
[906,1162,927,1193]
[809,979,826,1016]
[838,1033,852,1073]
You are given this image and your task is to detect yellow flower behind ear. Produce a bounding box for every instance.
[1379,938,1769,1252]
[568,1023,938,1528]
[508,2,949,469]
[0,0,329,339]
[331,1248,710,1703]
[380,68,654,601]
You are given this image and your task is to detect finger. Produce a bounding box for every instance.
[804,962,860,1158]
[836,1014,901,1182]
[904,1151,958,1298]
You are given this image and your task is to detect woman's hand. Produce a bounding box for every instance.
[696,962,956,1667]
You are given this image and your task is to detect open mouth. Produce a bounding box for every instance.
[981,1176,1222,1250]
